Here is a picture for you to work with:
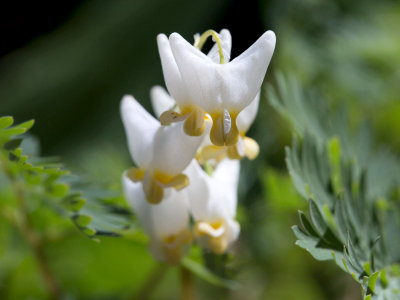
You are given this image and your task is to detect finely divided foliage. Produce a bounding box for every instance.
[0,117,132,239]
[267,74,400,299]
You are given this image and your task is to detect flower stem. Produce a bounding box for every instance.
[180,265,195,300]
[194,29,226,64]
[133,263,168,299]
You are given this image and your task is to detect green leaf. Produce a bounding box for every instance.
[368,271,379,293]
[308,200,327,236]
[181,257,239,290]
[0,116,14,129]
[74,215,92,228]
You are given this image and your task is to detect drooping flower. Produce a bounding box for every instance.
[185,159,240,254]
[120,95,208,204]
[169,30,275,147]
[123,175,191,264]
[156,29,232,137]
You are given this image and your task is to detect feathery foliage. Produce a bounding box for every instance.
[267,74,400,299]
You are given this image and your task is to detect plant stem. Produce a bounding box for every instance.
[15,181,62,300]
[180,265,195,300]
[1,156,62,300]
[133,263,168,300]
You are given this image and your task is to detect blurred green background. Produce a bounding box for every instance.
[1,0,399,299]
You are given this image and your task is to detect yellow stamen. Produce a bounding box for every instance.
[162,228,192,265]
[209,110,239,147]
[183,106,206,136]
[194,29,226,64]
[194,220,228,254]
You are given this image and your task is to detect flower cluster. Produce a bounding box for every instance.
[121,29,275,264]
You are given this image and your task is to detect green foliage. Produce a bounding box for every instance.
[268,75,400,299]
[0,116,133,240]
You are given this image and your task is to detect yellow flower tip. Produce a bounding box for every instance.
[154,171,190,190]
[162,228,192,265]
[196,145,226,165]
[144,179,164,204]
[194,220,228,254]
[159,110,188,125]
[209,110,239,147]
[183,107,206,136]
[126,167,146,182]
[244,136,259,160]
[167,174,190,190]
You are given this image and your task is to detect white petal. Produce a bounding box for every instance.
[210,159,240,218]
[187,159,240,221]
[151,122,207,175]
[207,29,232,63]
[157,34,191,107]
[227,31,276,110]
[150,86,176,118]
[122,172,152,234]
[236,91,260,133]
[225,218,240,244]
[170,33,224,112]
[170,31,275,113]
[120,95,159,168]
[184,160,212,221]
[150,189,190,238]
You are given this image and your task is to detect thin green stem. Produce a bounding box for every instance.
[180,265,195,300]
[0,154,62,300]
[132,263,169,300]
[194,29,226,64]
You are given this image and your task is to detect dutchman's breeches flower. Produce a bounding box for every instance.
[157,29,232,137]
[164,30,275,147]
[185,159,240,254]
[120,95,208,204]
[123,175,191,264]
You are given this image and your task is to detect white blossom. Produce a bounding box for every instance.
[123,174,191,264]
[169,30,275,146]
[120,95,208,204]
[185,159,240,254]
[156,29,232,137]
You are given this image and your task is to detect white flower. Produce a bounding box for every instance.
[156,29,232,137]
[185,159,240,254]
[123,175,191,264]
[120,95,208,204]
[169,30,275,147]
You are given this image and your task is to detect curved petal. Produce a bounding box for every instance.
[210,159,240,218]
[120,95,159,168]
[157,34,191,107]
[236,91,260,133]
[170,31,276,113]
[185,160,212,221]
[122,172,152,234]
[187,159,240,221]
[150,86,176,118]
[170,33,224,112]
[207,29,232,63]
[151,121,208,175]
[151,189,190,238]
[227,31,276,110]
